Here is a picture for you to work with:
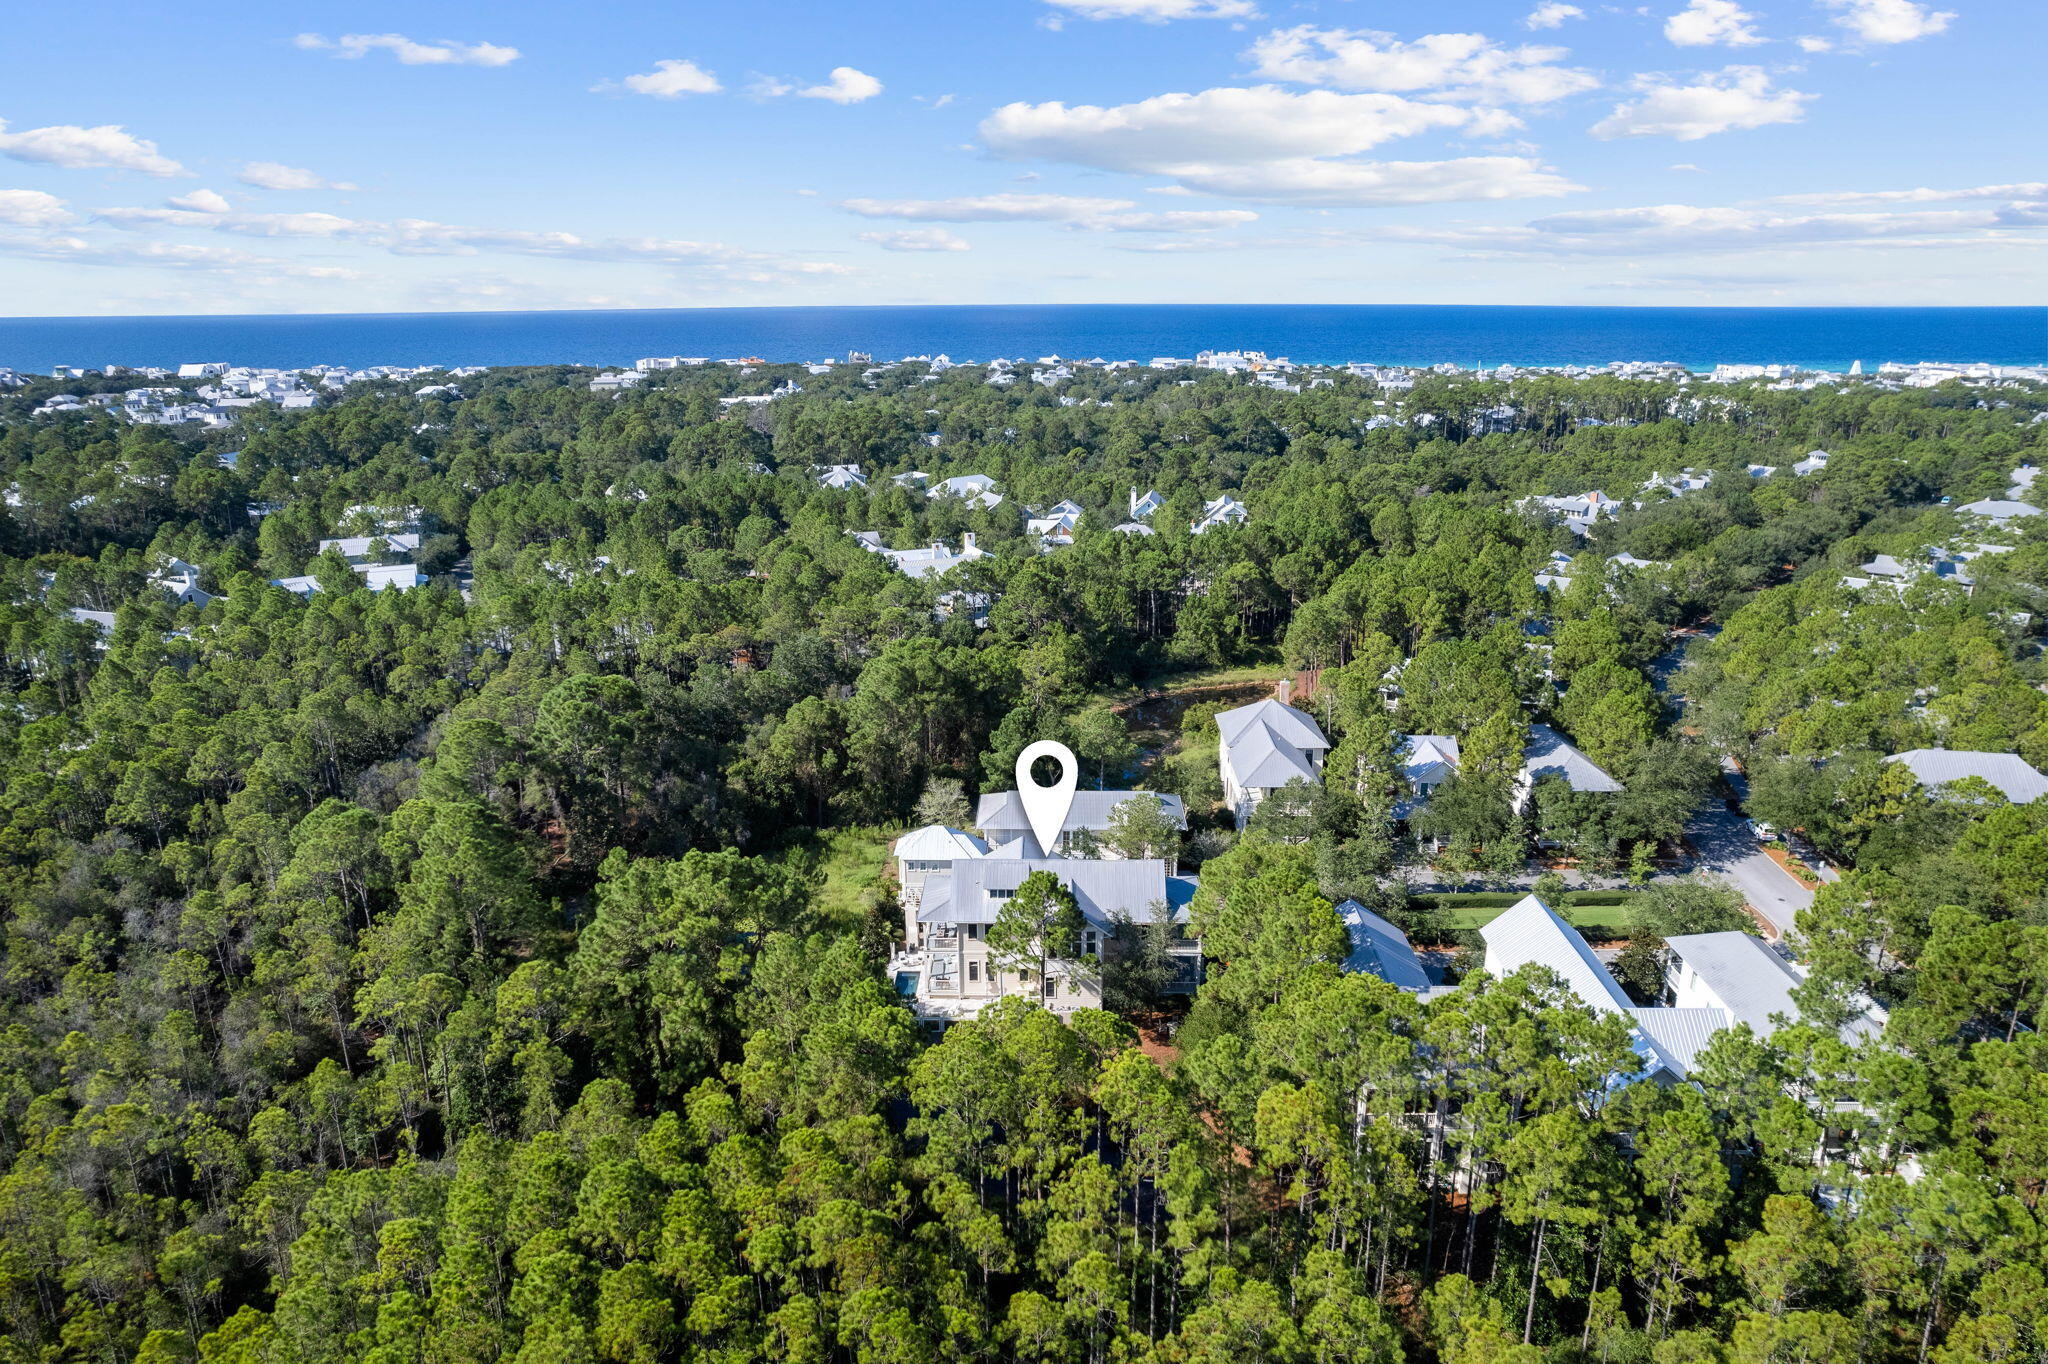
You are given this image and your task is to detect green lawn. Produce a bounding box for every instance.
[768,826,893,927]
[1415,892,1637,938]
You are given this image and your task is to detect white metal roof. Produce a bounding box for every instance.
[1337,900,1432,992]
[1664,931,1800,1033]
[1886,748,2048,804]
[892,825,989,861]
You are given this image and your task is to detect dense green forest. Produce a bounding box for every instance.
[3,358,2047,1364]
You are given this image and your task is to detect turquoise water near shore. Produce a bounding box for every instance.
[2,303,2042,374]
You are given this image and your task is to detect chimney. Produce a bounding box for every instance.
[1277,676,1293,704]
[962,532,977,550]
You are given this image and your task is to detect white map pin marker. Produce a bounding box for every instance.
[1015,739,1079,858]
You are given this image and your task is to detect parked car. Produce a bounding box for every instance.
[1746,819,1779,842]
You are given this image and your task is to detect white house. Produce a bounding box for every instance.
[892,825,989,920]
[1515,723,1625,813]
[929,474,1004,510]
[1336,899,1432,993]
[1480,895,1716,1083]
[1664,931,1885,1044]
[849,531,988,579]
[1958,498,2042,526]
[1129,488,1166,520]
[1216,697,1330,826]
[1393,734,1461,818]
[973,789,1186,860]
[816,464,867,491]
[1884,749,2048,804]
[1191,495,1249,535]
[1111,522,1157,536]
[894,855,1201,1022]
[1793,451,1831,476]
[317,531,424,564]
[1525,490,1623,534]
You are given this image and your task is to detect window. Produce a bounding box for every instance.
[1044,977,1058,997]
[968,961,980,982]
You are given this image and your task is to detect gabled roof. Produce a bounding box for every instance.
[919,856,1196,930]
[1959,498,2042,520]
[1337,899,1432,992]
[1886,748,2048,804]
[1625,1007,1729,1078]
[1522,723,1624,795]
[1216,698,1329,752]
[975,789,1187,835]
[1398,734,1461,789]
[1664,932,1800,1034]
[1480,894,1632,1014]
[892,825,990,861]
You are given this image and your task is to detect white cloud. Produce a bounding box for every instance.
[0,233,348,275]
[1041,0,1259,21]
[981,85,1578,205]
[840,192,1258,231]
[238,161,356,191]
[0,189,72,227]
[1821,0,1955,44]
[1525,3,1584,28]
[757,67,883,104]
[294,33,520,67]
[1590,67,1812,140]
[1770,182,2048,205]
[860,228,971,252]
[1670,162,1707,172]
[843,193,1140,222]
[1245,26,1600,105]
[166,189,232,213]
[1664,0,1766,47]
[1370,198,2048,256]
[602,59,722,99]
[1157,156,1580,205]
[1796,35,1836,51]
[0,119,185,177]
[86,202,854,282]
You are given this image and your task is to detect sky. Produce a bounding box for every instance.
[0,0,2038,316]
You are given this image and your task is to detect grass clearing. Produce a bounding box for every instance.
[769,826,893,927]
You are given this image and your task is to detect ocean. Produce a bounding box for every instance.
[1,304,2043,375]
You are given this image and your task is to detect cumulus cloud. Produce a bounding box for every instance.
[1797,35,1837,51]
[840,192,1258,231]
[1664,0,1766,47]
[1821,0,1955,44]
[1041,0,1259,20]
[600,59,722,98]
[1244,26,1600,105]
[980,86,1578,205]
[238,161,356,191]
[1590,67,1812,140]
[0,119,185,176]
[0,189,72,227]
[294,33,520,67]
[166,189,232,213]
[860,228,971,251]
[1525,3,1585,28]
[757,68,883,103]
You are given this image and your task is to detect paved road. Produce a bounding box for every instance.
[1686,806,1816,936]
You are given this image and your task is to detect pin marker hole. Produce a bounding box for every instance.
[1028,754,1065,788]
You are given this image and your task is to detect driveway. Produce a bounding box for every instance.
[1686,806,1816,936]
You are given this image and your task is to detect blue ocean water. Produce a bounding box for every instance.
[0,304,2042,375]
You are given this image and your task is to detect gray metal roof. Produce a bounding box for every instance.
[918,856,1196,930]
[1664,931,1801,1033]
[1625,1007,1730,1077]
[1337,899,1432,992]
[1522,724,1625,795]
[1886,749,2048,804]
[975,789,1188,836]
[1217,698,1329,792]
[1480,894,1633,1013]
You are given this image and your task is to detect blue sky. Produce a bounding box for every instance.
[0,0,2036,315]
